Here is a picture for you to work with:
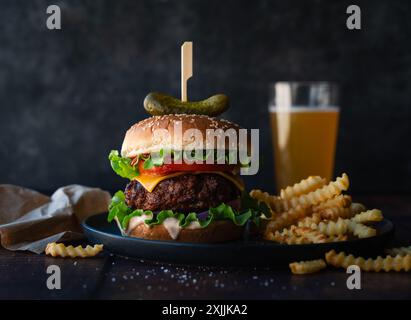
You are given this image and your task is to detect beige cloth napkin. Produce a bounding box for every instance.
[0,184,111,253]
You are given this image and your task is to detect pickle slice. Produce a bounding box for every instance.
[143,92,229,116]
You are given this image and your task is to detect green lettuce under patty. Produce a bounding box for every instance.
[107,190,270,230]
[108,149,251,180]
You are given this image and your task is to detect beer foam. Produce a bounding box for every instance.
[269,106,339,113]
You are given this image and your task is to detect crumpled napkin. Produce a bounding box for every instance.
[0,184,111,253]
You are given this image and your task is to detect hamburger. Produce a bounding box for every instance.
[107,114,269,243]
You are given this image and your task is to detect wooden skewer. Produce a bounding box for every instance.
[181,41,193,102]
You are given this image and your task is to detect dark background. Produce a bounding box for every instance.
[0,0,410,195]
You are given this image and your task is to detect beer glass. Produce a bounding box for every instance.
[268,82,339,191]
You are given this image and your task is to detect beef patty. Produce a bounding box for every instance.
[124,174,241,212]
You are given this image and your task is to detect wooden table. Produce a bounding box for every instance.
[0,196,410,300]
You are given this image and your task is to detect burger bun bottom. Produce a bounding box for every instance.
[126,220,244,243]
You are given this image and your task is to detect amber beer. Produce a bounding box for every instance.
[270,107,339,190]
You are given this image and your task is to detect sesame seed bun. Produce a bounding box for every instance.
[121,114,247,158]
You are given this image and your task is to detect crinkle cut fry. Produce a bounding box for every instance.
[272,230,311,244]
[347,220,377,238]
[385,246,411,256]
[280,176,326,200]
[297,213,322,226]
[272,226,328,244]
[350,203,367,215]
[45,242,104,258]
[264,205,310,237]
[249,189,287,213]
[317,206,353,220]
[325,250,411,272]
[289,226,328,243]
[288,173,349,209]
[272,224,347,244]
[351,209,383,223]
[313,194,352,212]
[289,259,327,274]
[315,202,371,221]
[299,217,349,236]
[298,217,376,238]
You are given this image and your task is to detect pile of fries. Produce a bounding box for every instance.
[251,173,411,274]
[250,173,383,244]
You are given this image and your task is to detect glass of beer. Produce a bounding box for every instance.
[269,82,339,191]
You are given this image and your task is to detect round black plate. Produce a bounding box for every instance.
[81,213,394,267]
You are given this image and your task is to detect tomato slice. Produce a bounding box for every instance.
[138,161,237,176]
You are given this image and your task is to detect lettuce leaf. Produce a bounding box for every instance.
[147,210,186,226]
[107,190,132,223]
[107,191,262,230]
[142,157,154,170]
[109,150,139,179]
[209,203,252,225]
[179,212,214,228]
[142,152,165,169]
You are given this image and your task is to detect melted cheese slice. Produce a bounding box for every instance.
[134,171,245,192]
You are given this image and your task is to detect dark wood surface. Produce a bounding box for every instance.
[0,195,410,300]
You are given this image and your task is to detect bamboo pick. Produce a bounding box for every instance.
[181,41,193,102]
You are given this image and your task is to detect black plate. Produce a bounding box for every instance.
[81,213,394,267]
